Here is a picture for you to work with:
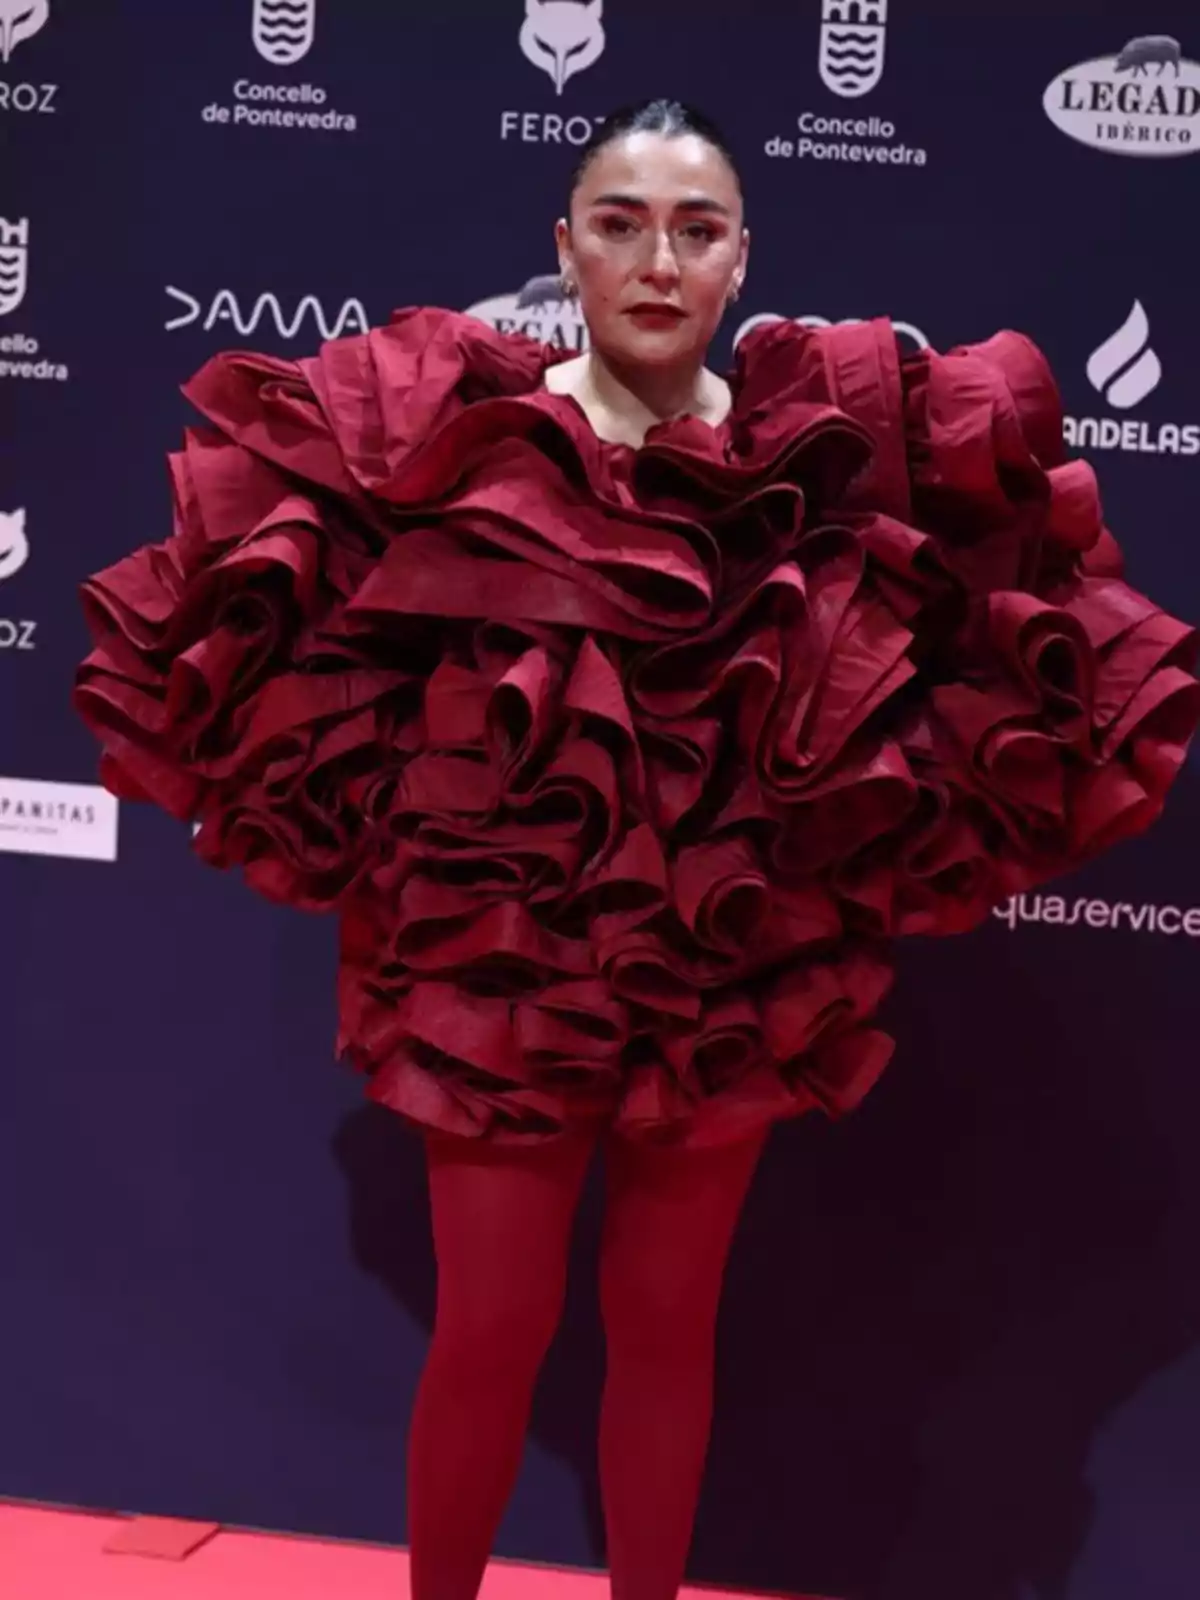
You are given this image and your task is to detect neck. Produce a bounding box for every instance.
[584,346,711,428]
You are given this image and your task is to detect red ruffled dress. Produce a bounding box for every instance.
[74,308,1200,1145]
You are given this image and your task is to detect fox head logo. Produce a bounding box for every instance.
[0,0,49,64]
[519,0,604,95]
[0,509,29,582]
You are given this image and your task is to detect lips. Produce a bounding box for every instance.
[625,304,688,323]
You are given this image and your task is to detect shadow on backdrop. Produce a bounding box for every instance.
[333,776,1200,1600]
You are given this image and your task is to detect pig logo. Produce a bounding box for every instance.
[1114,35,1181,76]
[465,275,588,351]
[514,274,571,310]
[1044,35,1200,158]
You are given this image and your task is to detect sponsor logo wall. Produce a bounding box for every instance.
[5,4,1200,1598]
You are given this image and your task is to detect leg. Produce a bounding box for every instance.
[598,1131,768,1600]
[407,1130,595,1600]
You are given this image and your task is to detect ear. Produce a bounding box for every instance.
[554,216,573,277]
[735,225,750,292]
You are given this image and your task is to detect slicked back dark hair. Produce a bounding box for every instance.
[568,98,743,205]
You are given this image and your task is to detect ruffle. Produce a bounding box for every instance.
[74,308,1200,1142]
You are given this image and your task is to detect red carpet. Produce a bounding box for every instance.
[0,1500,832,1598]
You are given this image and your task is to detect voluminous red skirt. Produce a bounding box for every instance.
[73,309,1200,1143]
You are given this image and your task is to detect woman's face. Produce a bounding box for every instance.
[556,131,748,373]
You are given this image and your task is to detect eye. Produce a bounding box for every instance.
[681,222,720,242]
[598,215,636,237]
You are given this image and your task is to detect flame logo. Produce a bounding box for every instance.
[1086,300,1162,410]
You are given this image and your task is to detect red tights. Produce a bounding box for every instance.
[406,1128,766,1600]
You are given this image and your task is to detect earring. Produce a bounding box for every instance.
[559,273,577,300]
[727,281,742,305]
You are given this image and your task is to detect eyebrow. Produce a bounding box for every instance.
[588,192,733,217]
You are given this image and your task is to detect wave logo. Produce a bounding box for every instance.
[0,508,28,581]
[165,286,368,340]
[252,0,316,65]
[1086,300,1162,409]
[0,215,28,316]
[519,0,605,96]
[818,0,887,99]
[466,274,589,351]
[0,0,49,63]
[1044,34,1200,158]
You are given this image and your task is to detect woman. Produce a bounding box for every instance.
[75,99,1199,1600]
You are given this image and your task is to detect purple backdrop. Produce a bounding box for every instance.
[3,3,1199,1596]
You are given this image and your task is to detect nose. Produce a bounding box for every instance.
[639,228,681,290]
